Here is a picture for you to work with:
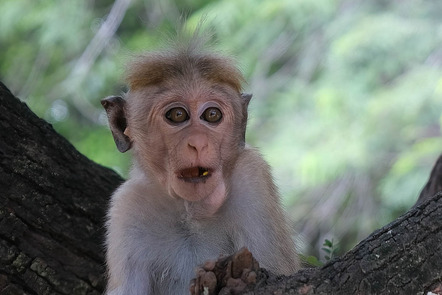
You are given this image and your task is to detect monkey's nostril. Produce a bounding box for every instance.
[187,134,209,153]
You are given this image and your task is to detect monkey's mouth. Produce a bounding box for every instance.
[177,167,212,183]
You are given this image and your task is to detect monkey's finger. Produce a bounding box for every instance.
[241,269,257,284]
[189,279,196,295]
[231,247,254,278]
[203,259,216,271]
[225,277,247,295]
[201,271,217,294]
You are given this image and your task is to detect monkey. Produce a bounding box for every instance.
[101,33,299,295]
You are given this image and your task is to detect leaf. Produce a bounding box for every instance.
[321,248,331,254]
[300,254,323,267]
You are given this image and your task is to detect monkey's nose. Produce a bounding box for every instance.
[187,134,209,154]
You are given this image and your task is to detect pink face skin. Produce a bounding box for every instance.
[126,79,244,215]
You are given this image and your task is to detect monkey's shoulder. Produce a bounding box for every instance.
[108,175,175,223]
[231,146,274,186]
[238,145,272,169]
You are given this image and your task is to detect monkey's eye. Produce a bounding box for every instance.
[166,107,189,123]
[201,107,222,124]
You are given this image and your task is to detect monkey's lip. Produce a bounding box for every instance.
[177,166,212,183]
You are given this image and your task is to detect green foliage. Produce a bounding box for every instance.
[300,238,340,267]
[322,239,339,262]
[2,0,441,258]
[299,254,323,268]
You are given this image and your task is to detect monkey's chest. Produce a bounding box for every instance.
[170,220,235,265]
[149,221,234,294]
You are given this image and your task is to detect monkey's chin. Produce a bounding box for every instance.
[174,178,227,217]
[170,171,226,206]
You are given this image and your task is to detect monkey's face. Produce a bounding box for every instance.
[127,81,245,205]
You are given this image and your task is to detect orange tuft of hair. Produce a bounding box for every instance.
[125,32,245,93]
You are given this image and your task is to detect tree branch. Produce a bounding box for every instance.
[239,191,442,294]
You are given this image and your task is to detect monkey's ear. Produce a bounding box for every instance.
[101,96,132,153]
[240,93,253,144]
[241,93,252,108]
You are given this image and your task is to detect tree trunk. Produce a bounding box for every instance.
[0,81,441,294]
[0,81,123,294]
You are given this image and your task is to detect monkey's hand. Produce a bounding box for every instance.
[189,247,261,295]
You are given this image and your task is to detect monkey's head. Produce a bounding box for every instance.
[102,48,251,212]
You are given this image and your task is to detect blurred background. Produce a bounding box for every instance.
[1,0,441,261]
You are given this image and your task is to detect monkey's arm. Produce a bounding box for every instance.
[105,181,156,295]
[227,147,299,275]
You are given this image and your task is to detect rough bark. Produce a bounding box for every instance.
[0,81,123,294]
[0,81,441,294]
[238,191,442,295]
